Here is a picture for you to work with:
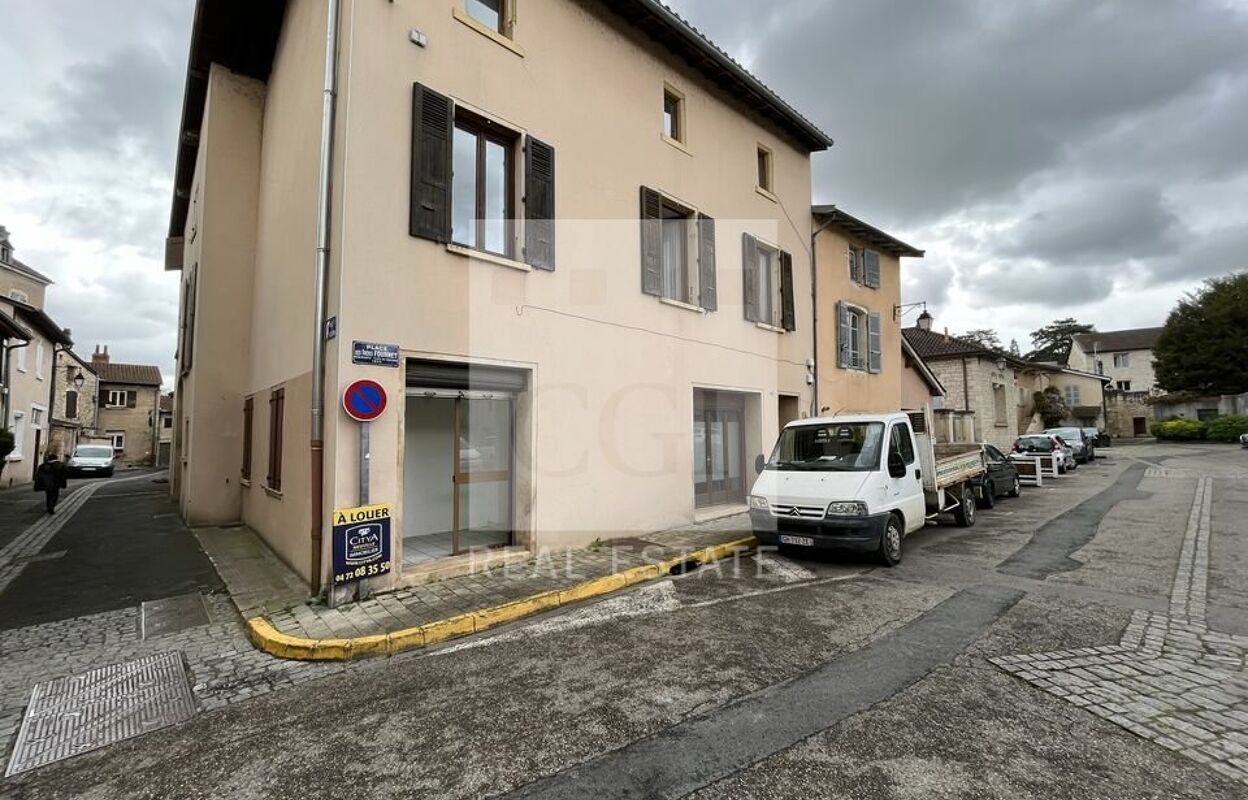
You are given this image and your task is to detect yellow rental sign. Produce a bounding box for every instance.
[332,503,392,526]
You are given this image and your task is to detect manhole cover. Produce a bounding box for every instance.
[141,593,210,639]
[5,651,195,776]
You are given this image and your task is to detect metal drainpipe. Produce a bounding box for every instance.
[810,209,837,417]
[309,0,343,597]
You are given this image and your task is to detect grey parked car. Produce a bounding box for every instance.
[1045,427,1093,463]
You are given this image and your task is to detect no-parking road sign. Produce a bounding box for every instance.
[343,379,387,422]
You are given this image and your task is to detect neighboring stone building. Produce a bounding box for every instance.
[48,349,100,457]
[1067,327,1164,439]
[902,319,1023,452]
[91,346,163,467]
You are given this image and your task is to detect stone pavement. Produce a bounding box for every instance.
[202,514,754,643]
[993,474,1248,785]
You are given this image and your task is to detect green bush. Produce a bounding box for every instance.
[1203,415,1248,442]
[1150,419,1206,440]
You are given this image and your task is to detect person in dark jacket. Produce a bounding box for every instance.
[33,453,69,514]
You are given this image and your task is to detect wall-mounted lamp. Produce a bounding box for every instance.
[73,370,85,391]
[893,300,927,322]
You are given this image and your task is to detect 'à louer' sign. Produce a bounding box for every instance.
[331,503,392,586]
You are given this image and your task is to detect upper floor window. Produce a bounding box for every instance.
[451,110,516,258]
[847,245,881,288]
[1063,384,1081,407]
[65,390,78,420]
[663,87,685,144]
[743,234,794,331]
[106,389,132,408]
[35,343,44,379]
[756,145,773,193]
[639,187,716,311]
[465,0,511,36]
[836,301,880,372]
[410,84,556,270]
[1117,380,1132,391]
[6,288,27,303]
[0,246,10,262]
[1112,352,1130,368]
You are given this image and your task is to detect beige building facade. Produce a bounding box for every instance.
[811,207,923,417]
[91,347,162,467]
[168,0,832,594]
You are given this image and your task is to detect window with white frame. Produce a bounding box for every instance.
[847,306,868,368]
[6,289,27,303]
[106,430,125,452]
[1117,380,1132,391]
[107,389,129,407]
[1063,384,1081,407]
[1112,353,1130,368]
[30,406,44,429]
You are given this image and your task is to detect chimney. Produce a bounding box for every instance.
[916,310,933,332]
[92,345,110,370]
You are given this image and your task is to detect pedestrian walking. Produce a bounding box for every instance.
[33,453,68,514]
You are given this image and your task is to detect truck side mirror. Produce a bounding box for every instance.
[888,452,906,478]
[755,454,766,474]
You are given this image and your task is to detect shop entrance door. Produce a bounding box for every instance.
[694,390,746,508]
[402,392,513,568]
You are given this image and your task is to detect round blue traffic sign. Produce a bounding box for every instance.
[343,379,387,422]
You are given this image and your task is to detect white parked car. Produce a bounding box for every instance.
[67,444,115,477]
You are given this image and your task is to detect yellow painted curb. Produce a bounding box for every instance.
[246,535,757,662]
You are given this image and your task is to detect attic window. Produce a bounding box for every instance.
[757,145,773,192]
[663,87,685,144]
[465,0,510,37]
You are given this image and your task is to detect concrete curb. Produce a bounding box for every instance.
[246,536,757,661]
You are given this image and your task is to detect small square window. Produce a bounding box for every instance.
[757,146,773,192]
[465,0,506,34]
[663,88,684,143]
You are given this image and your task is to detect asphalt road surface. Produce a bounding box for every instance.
[2,443,1246,799]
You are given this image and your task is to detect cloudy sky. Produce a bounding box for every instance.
[1,0,1246,377]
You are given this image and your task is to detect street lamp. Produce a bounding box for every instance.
[73,370,85,391]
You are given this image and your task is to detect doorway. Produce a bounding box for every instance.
[1133,416,1147,437]
[694,390,747,508]
[402,393,514,568]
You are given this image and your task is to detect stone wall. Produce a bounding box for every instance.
[926,355,1020,451]
[96,384,160,466]
[1105,391,1154,439]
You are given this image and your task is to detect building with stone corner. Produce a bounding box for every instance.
[91,346,163,467]
[47,348,100,458]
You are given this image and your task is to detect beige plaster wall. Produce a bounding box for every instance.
[97,385,159,466]
[0,267,47,309]
[1,299,54,486]
[814,228,903,415]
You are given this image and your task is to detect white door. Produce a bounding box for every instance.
[886,422,927,533]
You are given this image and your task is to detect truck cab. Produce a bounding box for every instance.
[748,411,983,565]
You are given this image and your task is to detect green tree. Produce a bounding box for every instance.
[1154,272,1248,394]
[960,329,1002,350]
[1027,318,1095,363]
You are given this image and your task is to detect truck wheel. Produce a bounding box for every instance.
[1008,476,1021,498]
[876,516,903,566]
[977,481,996,509]
[952,486,976,527]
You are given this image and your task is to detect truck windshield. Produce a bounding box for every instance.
[767,422,885,472]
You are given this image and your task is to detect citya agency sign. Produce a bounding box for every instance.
[331,503,393,586]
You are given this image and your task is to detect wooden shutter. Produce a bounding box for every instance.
[779,250,795,332]
[524,135,556,270]
[640,187,662,296]
[864,249,881,289]
[697,213,717,311]
[126,390,136,408]
[242,397,253,480]
[65,391,78,420]
[868,312,882,373]
[837,301,851,368]
[99,388,108,408]
[268,388,285,491]
[742,233,759,321]
[410,83,453,243]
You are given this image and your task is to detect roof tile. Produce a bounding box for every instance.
[99,362,163,387]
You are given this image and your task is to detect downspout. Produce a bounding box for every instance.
[810,208,837,417]
[309,0,343,597]
[47,344,60,458]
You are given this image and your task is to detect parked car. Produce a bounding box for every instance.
[1241,431,1248,449]
[1011,434,1076,474]
[976,444,1021,508]
[1084,427,1110,448]
[67,444,115,477]
[1045,427,1093,463]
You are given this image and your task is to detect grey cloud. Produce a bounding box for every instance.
[968,261,1117,308]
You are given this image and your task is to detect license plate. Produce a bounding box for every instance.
[778,535,814,547]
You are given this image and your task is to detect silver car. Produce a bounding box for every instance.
[1044,427,1092,464]
[67,444,115,477]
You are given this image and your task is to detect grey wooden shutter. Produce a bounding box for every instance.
[837,301,851,368]
[410,83,453,243]
[779,250,795,331]
[126,390,136,408]
[868,312,882,373]
[640,187,662,296]
[65,391,78,420]
[864,249,881,289]
[697,213,717,310]
[99,388,108,408]
[742,233,759,321]
[524,135,555,270]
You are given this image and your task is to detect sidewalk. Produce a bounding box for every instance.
[198,514,757,661]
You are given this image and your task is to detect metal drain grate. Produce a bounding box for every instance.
[5,651,196,776]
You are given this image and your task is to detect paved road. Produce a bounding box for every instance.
[2,443,1246,798]
[0,472,221,629]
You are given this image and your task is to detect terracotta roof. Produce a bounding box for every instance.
[902,327,1000,361]
[160,394,174,412]
[98,362,163,387]
[1072,327,1163,354]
